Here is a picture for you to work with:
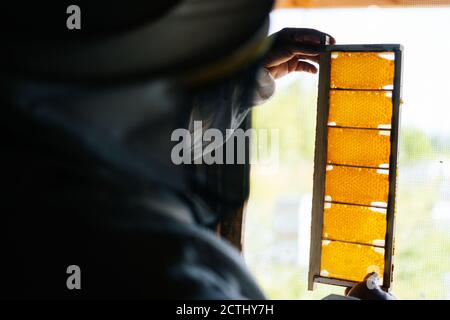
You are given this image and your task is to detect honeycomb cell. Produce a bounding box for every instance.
[320,240,385,282]
[327,127,391,167]
[323,203,387,245]
[328,90,393,128]
[325,165,389,207]
[330,52,395,89]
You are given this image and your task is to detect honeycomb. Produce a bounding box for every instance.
[320,240,385,282]
[323,203,387,245]
[328,90,393,128]
[327,127,391,167]
[330,52,395,89]
[325,165,390,207]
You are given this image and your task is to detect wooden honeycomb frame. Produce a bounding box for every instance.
[308,44,403,291]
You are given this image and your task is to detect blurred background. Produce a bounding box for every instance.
[244,4,450,299]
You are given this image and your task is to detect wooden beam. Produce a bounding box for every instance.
[276,0,450,8]
[218,204,246,252]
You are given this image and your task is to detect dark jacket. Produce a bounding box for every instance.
[0,80,265,299]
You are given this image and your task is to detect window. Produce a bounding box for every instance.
[244,7,450,299]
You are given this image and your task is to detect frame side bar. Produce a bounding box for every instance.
[308,52,331,290]
[383,46,403,291]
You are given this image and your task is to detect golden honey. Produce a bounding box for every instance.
[330,52,394,89]
[328,90,392,128]
[325,165,390,207]
[323,203,387,245]
[327,127,391,167]
[321,240,385,282]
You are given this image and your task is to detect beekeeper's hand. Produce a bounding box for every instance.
[345,273,396,300]
[263,28,335,79]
